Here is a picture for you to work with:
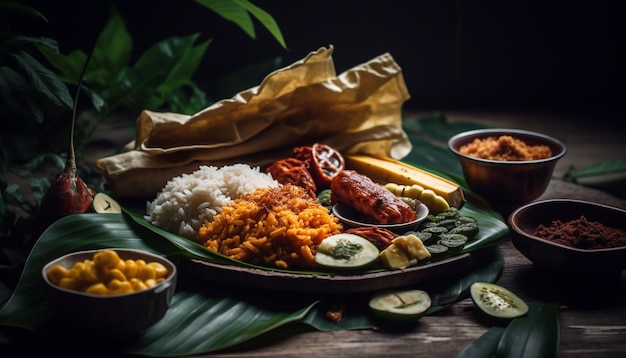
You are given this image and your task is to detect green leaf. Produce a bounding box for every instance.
[107,34,210,112]
[10,50,73,110]
[36,45,87,84]
[196,0,255,38]
[88,11,133,86]
[496,302,560,358]
[455,326,506,358]
[455,302,559,358]
[195,0,287,48]
[0,66,44,123]
[232,0,287,48]
[0,1,48,22]
[565,157,626,180]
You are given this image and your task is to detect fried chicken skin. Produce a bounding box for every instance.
[331,170,417,224]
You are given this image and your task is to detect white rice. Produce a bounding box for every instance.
[145,164,280,240]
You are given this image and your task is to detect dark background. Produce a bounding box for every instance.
[25,0,625,119]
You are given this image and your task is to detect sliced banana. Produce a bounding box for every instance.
[93,192,122,214]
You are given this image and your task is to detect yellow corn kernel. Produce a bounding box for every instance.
[137,263,156,281]
[129,278,148,291]
[93,249,122,270]
[85,282,108,295]
[108,279,133,295]
[144,278,157,288]
[46,264,70,285]
[68,261,85,279]
[102,268,127,284]
[58,277,80,291]
[78,259,99,283]
[123,259,140,279]
[148,262,169,279]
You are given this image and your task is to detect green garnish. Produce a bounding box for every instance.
[331,239,363,260]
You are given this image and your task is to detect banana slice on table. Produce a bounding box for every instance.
[93,192,122,214]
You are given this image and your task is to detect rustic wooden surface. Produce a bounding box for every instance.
[2,111,625,357]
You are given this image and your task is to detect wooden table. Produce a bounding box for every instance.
[2,111,625,357]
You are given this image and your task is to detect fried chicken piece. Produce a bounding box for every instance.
[331,170,417,224]
[345,226,396,250]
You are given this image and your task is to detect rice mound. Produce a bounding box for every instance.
[145,164,279,240]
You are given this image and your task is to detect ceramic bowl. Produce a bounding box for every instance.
[332,202,429,233]
[448,128,566,208]
[41,248,177,337]
[508,199,626,274]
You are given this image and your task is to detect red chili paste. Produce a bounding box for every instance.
[532,215,626,250]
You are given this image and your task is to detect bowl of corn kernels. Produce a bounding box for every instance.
[41,248,177,337]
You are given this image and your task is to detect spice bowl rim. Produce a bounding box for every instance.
[447,127,567,165]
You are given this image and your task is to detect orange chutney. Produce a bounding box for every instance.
[459,135,552,161]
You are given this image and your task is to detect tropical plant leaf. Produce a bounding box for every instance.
[496,302,560,357]
[88,11,133,85]
[195,0,286,48]
[233,0,287,48]
[109,34,210,112]
[36,45,87,84]
[196,0,255,37]
[565,157,626,180]
[454,302,559,358]
[0,0,48,22]
[0,66,43,123]
[9,50,73,112]
[455,326,506,358]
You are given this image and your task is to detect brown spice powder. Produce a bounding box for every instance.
[532,215,626,250]
[459,135,552,161]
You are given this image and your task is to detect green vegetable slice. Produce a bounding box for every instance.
[315,234,379,269]
[470,282,529,319]
[369,289,431,322]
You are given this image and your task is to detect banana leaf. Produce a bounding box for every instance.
[455,302,560,358]
[0,113,510,355]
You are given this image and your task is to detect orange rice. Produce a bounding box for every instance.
[197,184,343,269]
[459,135,552,161]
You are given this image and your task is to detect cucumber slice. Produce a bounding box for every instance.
[369,289,431,322]
[470,282,529,319]
[314,234,379,269]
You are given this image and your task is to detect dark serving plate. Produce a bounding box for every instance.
[508,199,626,275]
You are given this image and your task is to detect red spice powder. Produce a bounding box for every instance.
[533,215,626,250]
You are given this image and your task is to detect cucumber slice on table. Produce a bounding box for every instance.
[369,289,432,322]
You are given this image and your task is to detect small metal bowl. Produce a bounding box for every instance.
[508,199,626,275]
[448,128,566,208]
[42,248,177,337]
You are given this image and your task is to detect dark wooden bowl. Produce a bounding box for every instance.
[41,248,177,337]
[508,199,626,275]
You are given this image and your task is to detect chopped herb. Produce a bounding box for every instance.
[331,239,362,260]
